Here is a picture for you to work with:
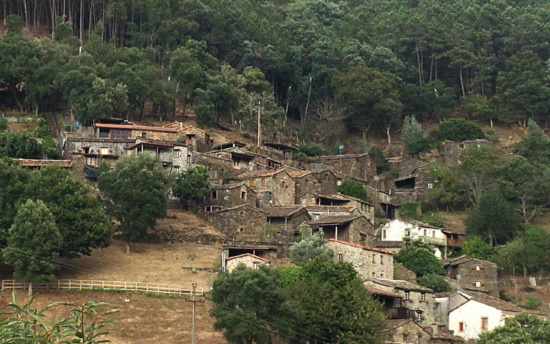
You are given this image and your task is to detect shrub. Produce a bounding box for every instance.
[338,179,370,202]
[417,273,451,292]
[298,142,325,157]
[369,146,390,174]
[433,118,485,141]
[407,137,434,156]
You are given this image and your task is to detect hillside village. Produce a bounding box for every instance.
[1,0,549,342]
[1,111,547,343]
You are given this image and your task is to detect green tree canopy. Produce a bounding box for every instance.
[477,313,549,344]
[210,265,295,344]
[432,118,485,142]
[465,190,522,246]
[0,131,43,159]
[289,229,333,265]
[98,154,168,250]
[462,236,496,260]
[3,199,61,283]
[285,258,386,343]
[173,165,210,205]
[394,245,445,277]
[417,273,451,293]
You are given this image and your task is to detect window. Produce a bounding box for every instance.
[403,334,409,342]
[415,311,422,322]
[261,178,266,186]
[239,211,244,216]
[405,228,411,237]
[380,255,384,265]
[110,129,130,139]
[458,322,464,332]
[100,147,109,155]
[427,182,433,189]
[238,227,244,233]
[241,191,246,200]
[380,273,384,278]
[371,272,376,277]
[404,291,410,301]
[211,191,218,199]
[253,262,261,269]
[420,293,426,302]
[174,149,181,158]
[481,317,488,330]
[360,233,367,242]
[423,229,427,237]
[372,254,375,264]
[475,281,482,287]
[338,254,343,261]
[476,265,481,271]
[382,229,387,239]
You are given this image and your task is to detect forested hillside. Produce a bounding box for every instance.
[1,0,548,139]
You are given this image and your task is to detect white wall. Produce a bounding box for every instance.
[380,219,446,244]
[449,300,504,340]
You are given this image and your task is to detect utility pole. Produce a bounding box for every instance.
[257,100,261,147]
[185,283,205,344]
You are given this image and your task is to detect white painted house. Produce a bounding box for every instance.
[378,219,447,257]
[448,291,534,341]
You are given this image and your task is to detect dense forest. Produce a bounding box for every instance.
[1,0,549,137]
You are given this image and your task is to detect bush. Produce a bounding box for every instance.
[417,273,451,292]
[338,179,370,202]
[433,118,485,141]
[407,137,434,156]
[394,245,445,277]
[0,116,9,131]
[369,146,390,174]
[399,202,420,219]
[298,142,325,157]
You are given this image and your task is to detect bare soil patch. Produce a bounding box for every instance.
[0,290,226,344]
[436,211,467,233]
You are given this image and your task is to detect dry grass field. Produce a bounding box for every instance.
[0,290,226,344]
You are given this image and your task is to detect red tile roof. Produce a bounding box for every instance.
[95,123,178,133]
[17,159,72,168]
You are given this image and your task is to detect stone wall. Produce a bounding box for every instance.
[455,260,498,297]
[207,206,267,241]
[328,240,393,280]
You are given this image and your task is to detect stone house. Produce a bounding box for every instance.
[225,253,270,272]
[192,152,234,185]
[365,278,436,327]
[222,244,281,265]
[309,214,375,246]
[262,142,298,160]
[393,163,451,203]
[300,193,375,221]
[316,153,377,182]
[383,319,433,344]
[447,291,536,341]
[95,123,180,141]
[442,256,498,297]
[442,230,466,250]
[287,170,321,202]
[166,123,212,152]
[207,204,267,241]
[208,182,257,208]
[238,168,296,205]
[265,206,311,237]
[378,219,447,258]
[64,137,135,158]
[305,205,359,221]
[312,170,339,195]
[125,138,190,173]
[327,239,393,280]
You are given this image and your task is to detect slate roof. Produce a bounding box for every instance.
[441,255,497,268]
[226,253,270,263]
[328,239,393,255]
[211,182,256,192]
[451,291,539,314]
[265,206,308,218]
[366,277,434,293]
[309,215,363,226]
[286,169,312,178]
[305,205,357,213]
[209,204,267,214]
[237,168,287,179]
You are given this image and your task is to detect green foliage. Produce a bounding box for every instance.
[98,154,168,243]
[0,116,8,131]
[463,236,496,260]
[369,146,390,174]
[173,165,210,204]
[401,115,423,144]
[460,95,496,123]
[513,120,550,164]
[432,118,485,142]
[256,223,278,240]
[210,265,295,344]
[0,292,118,343]
[285,258,386,343]
[458,145,503,205]
[417,273,451,292]
[522,297,542,310]
[407,137,435,157]
[5,14,23,35]
[298,142,325,157]
[494,226,550,275]
[25,166,113,258]
[0,159,30,246]
[4,199,60,282]
[477,313,550,344]
[426,164,464,209]
[398,202,420,219]
[337,179,370,202]
[289,230,333,265]
[465,190,522,246]
[394,245,445,277]
[0,131,43,158]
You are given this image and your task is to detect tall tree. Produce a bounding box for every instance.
[210,265,295,344]
[98,154,168,253]
[478,313,549,344]
[3,199,61,295]
[173,165,210,206]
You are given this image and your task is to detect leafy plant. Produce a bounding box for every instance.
[337,179,370,202]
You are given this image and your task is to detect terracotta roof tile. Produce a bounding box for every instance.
[17,159,72,168]
[95,123,178,133]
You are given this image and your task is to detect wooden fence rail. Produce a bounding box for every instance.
[1,279,204,296]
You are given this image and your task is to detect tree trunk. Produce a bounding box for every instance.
[9,85,24,112]
[126,241,131,254]
[28,281,33,298]
[459,63,466,98]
